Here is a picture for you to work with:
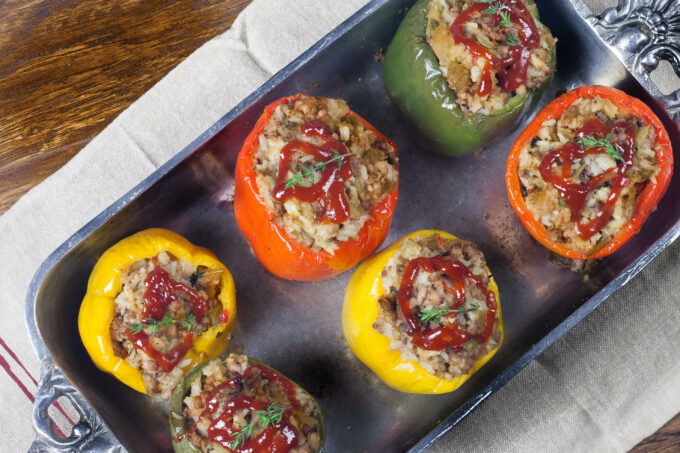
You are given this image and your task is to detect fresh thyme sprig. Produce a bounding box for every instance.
[483,1,506,16]
[256,403,285,429]
[482,1,513,29]
[128,321,147,335]
[419,303,481,324]
[499,10,511,27]
[183,313,197,333]
[486,2,500,14]
[128,313,198,334]
[575,133,622,161]
[283,149,354,189]
[225,403,286,449]
[129,318,159,334]
[506,33,519,46]
[229,424,254,450]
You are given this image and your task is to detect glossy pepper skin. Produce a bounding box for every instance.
[506,85,674,259]
[383,0,556,156]
[78,228,237,394]
[169,355,325,453]
[233,93,399,281]
[342,230,503,394]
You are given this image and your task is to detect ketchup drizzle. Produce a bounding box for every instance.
[538,118,635,240]
[127,331,193,373]
[398,256,497,351]
[180,365,303,453]
[243,364,301,410]
[143,265,208,321]
[207,396,299,453]
[127,264,212,372]
[272,120,353,223]
[450,0,540,96]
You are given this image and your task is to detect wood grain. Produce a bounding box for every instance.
[630,413,680,453]
[0,0,252,214]
[0,1,677,451]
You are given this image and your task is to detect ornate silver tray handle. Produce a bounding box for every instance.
[27,0,680,452]
[583,0,680,119]
[30,361,124,452]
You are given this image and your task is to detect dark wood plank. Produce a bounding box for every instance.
[0,0,252,214]
[0,0,676,451]
[630,413,680,453]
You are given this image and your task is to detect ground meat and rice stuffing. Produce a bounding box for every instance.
[110,251,225,399]
[373,234,501,380]
[518,96,661,255]
[426,0,556,114]
[253,96,398,254]
[179,354,322,453]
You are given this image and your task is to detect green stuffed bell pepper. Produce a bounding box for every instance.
[169,353,324,452]
[383,0,557,156]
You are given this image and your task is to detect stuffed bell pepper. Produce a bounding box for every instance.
[169,353,324,453]
[384,0,557,156]
[79,228,237,399]
[506,85,673,259]
[234,94,399,281]
[343,230,503,394]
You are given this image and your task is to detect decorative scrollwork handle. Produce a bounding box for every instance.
[585,0,680,121]
[29,359,125,453]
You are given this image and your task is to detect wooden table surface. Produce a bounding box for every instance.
[0,0,677,451]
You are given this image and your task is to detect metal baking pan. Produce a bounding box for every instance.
[25,0,680,451]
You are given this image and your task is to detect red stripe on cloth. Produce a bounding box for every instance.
[0,351,69,438]
[0,336,39,386]
[0,337,76,433]
[0,353,35,402]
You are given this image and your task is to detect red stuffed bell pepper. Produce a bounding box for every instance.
[506,85,673,259]
[234,94,399,281]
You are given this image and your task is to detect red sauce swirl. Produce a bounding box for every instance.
[397,255,497,351]
[243,364,301,410]
[538,118,635,240]
[182,364,303,453]
[127,331,193,373]
[207,396,299,453]
[450,0,540,96]
[127,264,213,372]
[143,265,208,321]
[272,120,353,223]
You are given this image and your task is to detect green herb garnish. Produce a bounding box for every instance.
[283,149,354,189]
[183,313,197,332]
[576,133,622,161]
[128,318,160,334]
[506,34,519,46]
[485,2,500,14]
[419,304,481,323]
[256,403,285,429]
[145,318,159,334]
[419,306,451,323]
[128,322,146,334]
[229,424,254,450]
[499,10,511,27]
[128,314,198,334]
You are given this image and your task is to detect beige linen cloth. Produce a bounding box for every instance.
[1,0,678,451]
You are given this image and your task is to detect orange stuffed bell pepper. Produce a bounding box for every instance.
[234,94,399,281]
[506,85,673,259]
[343,230,503,394]
[78,228,236,399]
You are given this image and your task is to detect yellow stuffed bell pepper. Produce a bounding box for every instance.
[79,228,237,397]
[342,229,503,394]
